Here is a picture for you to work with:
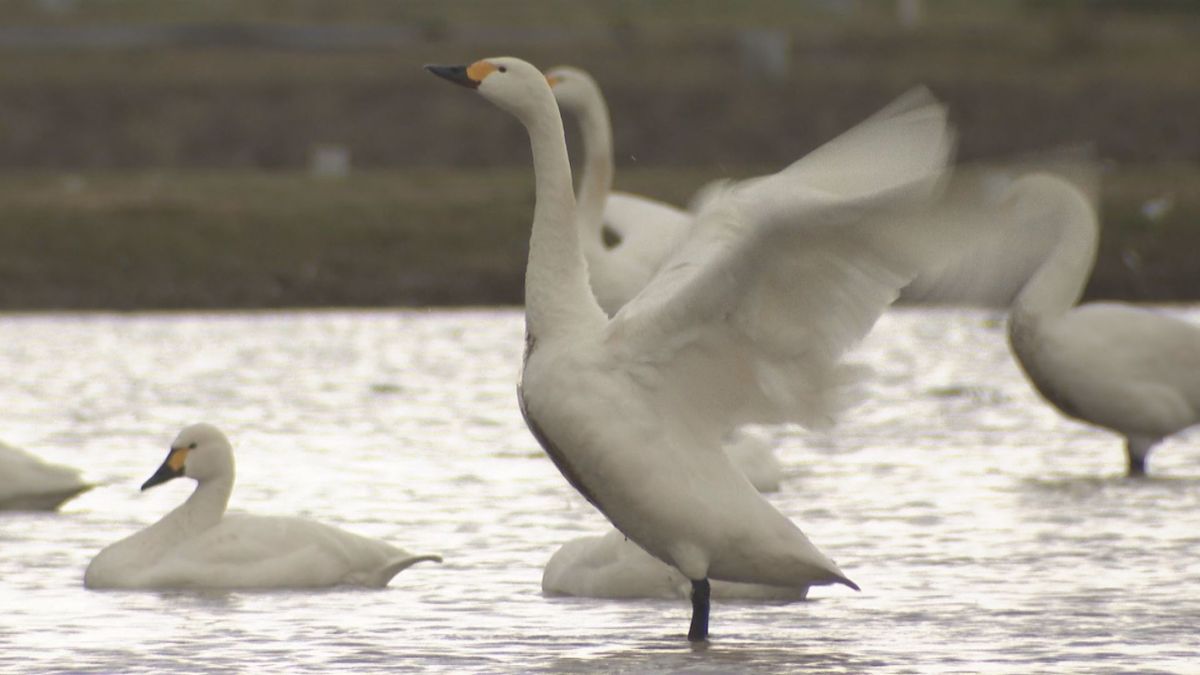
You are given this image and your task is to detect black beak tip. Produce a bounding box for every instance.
[424,63,479,89]
[140,465,179,491]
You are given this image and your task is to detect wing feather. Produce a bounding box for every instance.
[604,87,974,432]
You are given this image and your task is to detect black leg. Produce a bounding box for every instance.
[1125,438,1153,477]
[688,578,710,642]
[1127,452,1146,477]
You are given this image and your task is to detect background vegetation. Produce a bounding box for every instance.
[0,0,1196,309]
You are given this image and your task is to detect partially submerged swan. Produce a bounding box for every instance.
[84,423,440,590]
[0,440,92,511]
[1006,174,1200,476]
[428,56,972,641]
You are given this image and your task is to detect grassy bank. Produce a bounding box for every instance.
[0,2,1195,308]
[1,165,1196,310]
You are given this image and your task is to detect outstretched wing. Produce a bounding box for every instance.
[603,88,972,433]
[901,148,1100,306]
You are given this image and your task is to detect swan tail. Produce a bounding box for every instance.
[376,553,443,586]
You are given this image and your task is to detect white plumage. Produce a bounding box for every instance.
[0,439,92,511]
[543,529,809,602]
[543,427,800,601]
[84,423,440,590]
[1006,174,1200,475]
[546,65,691,315]
[428,56,975,640]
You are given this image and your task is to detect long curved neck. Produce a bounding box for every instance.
[157,474,232,537]
[521,100,607,341]
[133,473,232,558]
[568,91,615,254]
[1011,188,1098,328]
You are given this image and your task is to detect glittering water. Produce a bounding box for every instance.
[1,308,1197,674]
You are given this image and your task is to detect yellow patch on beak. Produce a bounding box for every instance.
[545,74,561,87]
[466,60,499,83]
[167,448,189,472]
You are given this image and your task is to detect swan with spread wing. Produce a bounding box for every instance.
[428,56,972,641]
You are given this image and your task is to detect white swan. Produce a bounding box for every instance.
[545,65,691,316]
[1006,174,1200,476]
[543,426,795,601]
[427,56,966,641]
[543,529,809,602]
[0,439,93,511]
[84,423,440,590]
[550,65,788,497]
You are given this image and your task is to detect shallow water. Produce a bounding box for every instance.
[1,308,1197,674]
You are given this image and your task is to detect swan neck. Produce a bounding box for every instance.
[522,100,606,340]
[170,474,233,534]
[1011,191,1098,328]
[570,93,615,248]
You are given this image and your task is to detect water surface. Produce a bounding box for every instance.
[1,308,1196,673]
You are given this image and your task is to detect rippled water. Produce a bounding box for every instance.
[1,308,1197,673]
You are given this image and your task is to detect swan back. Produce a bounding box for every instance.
[0,441,93,510]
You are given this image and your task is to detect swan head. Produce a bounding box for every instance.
[141,423,235,491]
[425,57,553,121]
[544,66,601,114]
[1002,172,1094,228]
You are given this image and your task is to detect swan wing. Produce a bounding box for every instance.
[604,88,968,431]
[902,152,1101,306]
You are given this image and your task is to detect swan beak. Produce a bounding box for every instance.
[425,64,481,89]
[545,74,561,88]
[141,447,188,491]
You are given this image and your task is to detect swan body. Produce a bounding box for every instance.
[1006,174,1200,475]
[543,529,808,602]
[543,426,794,601]
[428,57,968,640]
[84,423,440,590]
[0,440,93,511]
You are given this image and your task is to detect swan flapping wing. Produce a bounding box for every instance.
[604,88,971,432]
[901,149,1101,306]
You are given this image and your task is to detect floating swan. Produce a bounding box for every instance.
[428,56,969,641]
[84,423,440,590]
[1006,174,1200,476]
[0,439,93,511]
[545,65,691,315]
